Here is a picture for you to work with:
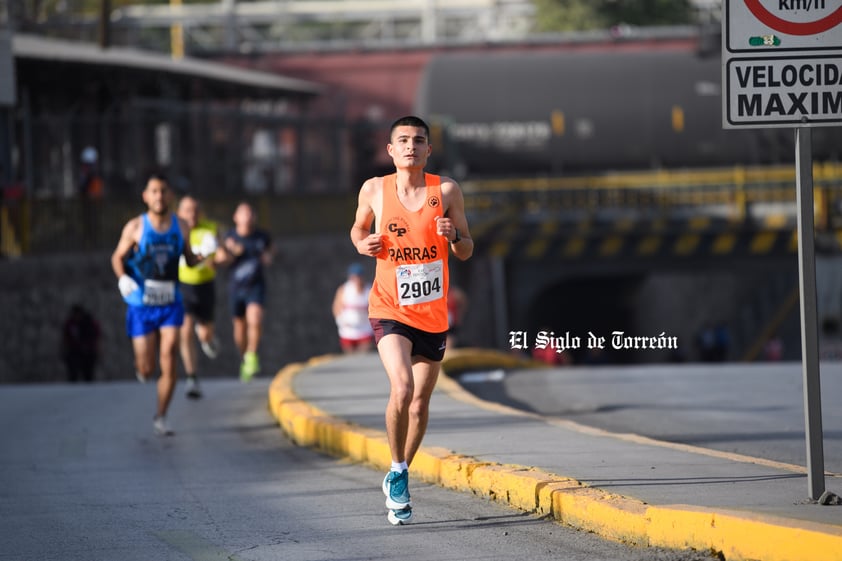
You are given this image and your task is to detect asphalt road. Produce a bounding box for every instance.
[458,361,842,474]
[0,378,717,561]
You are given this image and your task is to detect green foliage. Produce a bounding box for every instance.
[534,0,696,32]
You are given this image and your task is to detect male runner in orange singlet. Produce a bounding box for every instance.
[350,115,474,525]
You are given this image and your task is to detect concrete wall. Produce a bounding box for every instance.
[0,235,368,383]
[0,234,496,384]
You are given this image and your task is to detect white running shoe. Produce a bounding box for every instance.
[199,337,220,360]
[387,506,413,526]
[136,371,148,384]
[153,416,174,436]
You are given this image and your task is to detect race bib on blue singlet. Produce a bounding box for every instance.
[142,279,176,306]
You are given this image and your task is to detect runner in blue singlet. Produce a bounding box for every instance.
[111,173,204,436]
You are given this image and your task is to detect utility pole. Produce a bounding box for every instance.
[170,0,184,58]
[98,0,111,48]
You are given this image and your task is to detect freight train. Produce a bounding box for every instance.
[414,47,842,179]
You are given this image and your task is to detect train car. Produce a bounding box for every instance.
[415,48,842,179]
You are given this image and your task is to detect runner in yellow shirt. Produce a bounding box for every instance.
[177,195,223,399]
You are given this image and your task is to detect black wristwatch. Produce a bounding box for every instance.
[451,228,461,243]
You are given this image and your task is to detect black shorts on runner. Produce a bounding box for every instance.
[181,281,215,323]
[229,283,266,318]
[370,318,447,362]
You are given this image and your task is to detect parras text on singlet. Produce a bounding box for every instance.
[388,245,439,262]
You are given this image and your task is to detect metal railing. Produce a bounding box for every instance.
[463,163,842,231]
[5,163,842,257]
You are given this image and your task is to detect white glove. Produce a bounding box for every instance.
[118,274,139,298]
[199,233,218,256]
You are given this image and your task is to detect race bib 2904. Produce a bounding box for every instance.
[395,260,444,306]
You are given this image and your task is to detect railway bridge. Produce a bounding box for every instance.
[459,164,842,363]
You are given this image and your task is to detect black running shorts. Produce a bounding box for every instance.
[370,318,447,362]
[181,281,215,323]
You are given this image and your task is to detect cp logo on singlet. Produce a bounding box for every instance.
[388,221,408,237]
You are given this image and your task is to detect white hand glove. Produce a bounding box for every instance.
[118,274,139,298]
[199,234,218,256]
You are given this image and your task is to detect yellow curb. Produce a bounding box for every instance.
[267,352,842,561]
[647,506,842,561]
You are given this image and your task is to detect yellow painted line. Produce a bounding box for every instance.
[649,218,668,232]
[269,351,842,561]
[461,163,842,193]
[487,222,521,257]
[525,238,549,259]
[469,215,508,240]
[764,214,789,229]
[540,221,559,236]
[637,235,661,256]
[673,234,700,255]
[599,235,624,257]
[688,216,711,231]
[614,217,635,232]
[562,236,586,258]
[750,232,777,254]
[525,221,558,258]
[711,233,737,255]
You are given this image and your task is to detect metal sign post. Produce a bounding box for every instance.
[723,0,842,500]
[794,127,826,500]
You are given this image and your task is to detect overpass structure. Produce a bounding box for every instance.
[465,163,842,264]
[456,164,842,361]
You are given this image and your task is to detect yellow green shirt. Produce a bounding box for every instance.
[178,219,217,285]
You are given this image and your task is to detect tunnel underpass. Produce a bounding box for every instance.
[510,266,803,365]
[526,275,642,364]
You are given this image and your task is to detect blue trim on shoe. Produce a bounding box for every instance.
[387,506,413,526]
[383,469,411,509]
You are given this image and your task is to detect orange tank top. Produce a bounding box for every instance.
[369,173,450,333]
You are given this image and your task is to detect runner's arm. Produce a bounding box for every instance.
[351,179,383,257]
[178,217,203,267]
[440,179,473,261]
[111,218,139,278]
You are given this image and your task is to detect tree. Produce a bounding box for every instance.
[533,0,696,33]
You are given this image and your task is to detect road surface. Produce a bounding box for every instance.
[0,378,716,561]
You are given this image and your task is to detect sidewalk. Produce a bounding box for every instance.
[267,350,842,561]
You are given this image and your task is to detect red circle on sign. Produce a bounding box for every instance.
[744,0,842,36]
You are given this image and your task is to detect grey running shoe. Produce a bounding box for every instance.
[153,416,174,436]
[185,376,202,400]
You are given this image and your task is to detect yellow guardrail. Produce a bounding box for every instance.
[463,163,842,228]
